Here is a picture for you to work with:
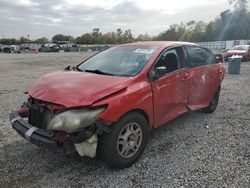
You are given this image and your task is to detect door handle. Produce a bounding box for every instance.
[181,73,190,80]
[215,69,223,74]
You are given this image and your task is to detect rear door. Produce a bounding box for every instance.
[184,46,224,110]
[151,47,189,127]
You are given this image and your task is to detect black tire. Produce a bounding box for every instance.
[97,112,150,168]
[202,87,220,113]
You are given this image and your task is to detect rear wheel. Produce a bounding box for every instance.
[97,112,150,168]
[202,87,220,113]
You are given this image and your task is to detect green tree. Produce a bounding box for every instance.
[20,36,29,43]
[217,0,250,40]
[52,34,74,42]
[75,33,93,44]
[123,29,133,43]
[180,21,207,42]
[35,37,49,44]
[229,0,249,12]
[99,32,117,44]
[92,28,102,43]
[154,23,186,41]
[116,28,123,43]
[204,19,223,41]
[0,38,17,45]
[136,34,152,41]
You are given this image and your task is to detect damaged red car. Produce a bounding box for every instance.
[10,42,224,168]
[224,45,250,61]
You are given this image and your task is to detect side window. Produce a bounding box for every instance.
[155,48,180,76]
[207,50,217,64]
[185,46,216,68]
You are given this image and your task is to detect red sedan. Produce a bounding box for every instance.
[224,45,250,61]
[10,42,225,168]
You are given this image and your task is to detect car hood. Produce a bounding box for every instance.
[28,71,131,107]
[227,50,247,54]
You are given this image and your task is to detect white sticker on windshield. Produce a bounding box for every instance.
[134,49,155,54]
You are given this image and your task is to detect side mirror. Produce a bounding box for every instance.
[64,66,71,71]
[216,56,220,63]
[148,66,167,81]
[155,66,167,76]
[215,55,224,63]
[64,66,77,71]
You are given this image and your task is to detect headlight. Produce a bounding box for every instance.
[47,107,105,133]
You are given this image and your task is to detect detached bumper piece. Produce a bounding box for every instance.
[9,111,58,149]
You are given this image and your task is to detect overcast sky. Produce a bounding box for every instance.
[0,0,232,39]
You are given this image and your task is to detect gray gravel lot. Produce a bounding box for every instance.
[0,52,249,188]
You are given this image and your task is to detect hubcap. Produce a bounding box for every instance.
[117,122,143,158]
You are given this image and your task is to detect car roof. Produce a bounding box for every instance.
[233,45,249,47]
[121,41,198,48]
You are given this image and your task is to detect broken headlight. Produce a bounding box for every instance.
[47,107,106,133]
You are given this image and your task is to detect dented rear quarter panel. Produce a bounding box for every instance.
[187,63,224,111]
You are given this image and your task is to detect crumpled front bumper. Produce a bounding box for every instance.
[9,111,58,149]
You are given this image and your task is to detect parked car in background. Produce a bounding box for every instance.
[9,41,225,168]
[11,45,20,53]
[2,45,20,53]
[2,46,12,53]
[224,45,250,61]
[39,43,61,52]
[0,45,3,53]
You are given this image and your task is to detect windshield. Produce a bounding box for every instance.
[231,45,249,51]
[78,45,159,77]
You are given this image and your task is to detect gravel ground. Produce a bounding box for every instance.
[0,52,249,188]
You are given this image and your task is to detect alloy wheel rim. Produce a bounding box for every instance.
[117,122,143,158]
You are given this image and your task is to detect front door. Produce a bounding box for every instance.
[151,47,189,127]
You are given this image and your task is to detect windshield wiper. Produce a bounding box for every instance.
[84,69,114,76]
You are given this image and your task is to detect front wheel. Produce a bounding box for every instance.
[202,87,220,113]
[97,112,150,168]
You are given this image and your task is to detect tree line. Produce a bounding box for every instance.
[154,0,250,42]
[1,0,249,45]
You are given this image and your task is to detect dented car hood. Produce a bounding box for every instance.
[28,71,131,107]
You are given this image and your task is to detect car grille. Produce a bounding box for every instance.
[28,106,53,129]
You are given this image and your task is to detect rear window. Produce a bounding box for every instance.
[231,45,249,51]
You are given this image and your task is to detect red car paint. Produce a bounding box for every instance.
[224,45,250,61]
[28,41,225,128]
[187,64,224,111]
[28,71,132,108]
